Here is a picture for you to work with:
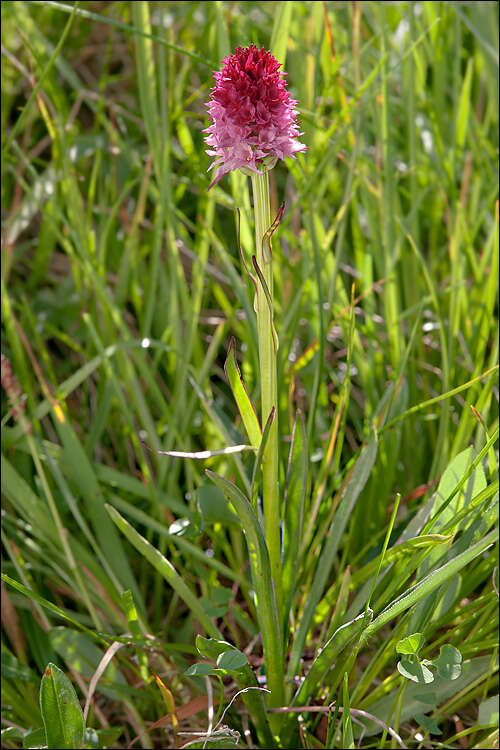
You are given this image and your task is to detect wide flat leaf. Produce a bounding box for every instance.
[396,633,425,655]
[40,663,85,749]
[217,649,248,671]
[414,713,442,735]
[432,644,462,680]
[2,649,38,682]
[198,484,239,526]
[397,657,434,684]
[22,727,46,749]
[478,695,499,726]
[184,663,215,677]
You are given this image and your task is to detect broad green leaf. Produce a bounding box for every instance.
[397,657,434,684]
[40,663,85,750]
[432,644,462,680]
[22,727,46,749]
[182,730,240,749]
[288,432,378,680]
[199,597,228,619]
[282,409,307,621]
[414,713,442,735]
[414,692,438,706]
[478,695,499,726]
[217,649,248,671]
[196,636,234,662]
[396,633,425,655]
[1,649,38,681]
[224,338,261,450]
[184,663,216,677]
[105,505,221,639]
[198,484,239,526]
[195,633,274,744]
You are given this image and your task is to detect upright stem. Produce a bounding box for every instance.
[251,171,283,629]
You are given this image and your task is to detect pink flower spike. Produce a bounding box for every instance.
[204,45,306,188]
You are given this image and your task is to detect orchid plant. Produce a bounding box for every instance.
[204,45,305,733]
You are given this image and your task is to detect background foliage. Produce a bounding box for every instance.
[1,1,499,748]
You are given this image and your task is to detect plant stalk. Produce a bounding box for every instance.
[251,171,283,621]
[251,171,285,728]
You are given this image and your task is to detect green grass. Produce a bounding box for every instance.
[1,1,498,748]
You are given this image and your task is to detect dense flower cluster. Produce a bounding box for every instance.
[204,45,306,188]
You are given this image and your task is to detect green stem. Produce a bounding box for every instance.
[251,171,283,626]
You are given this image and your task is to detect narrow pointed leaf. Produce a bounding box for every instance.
[205,470,284,707]
[282,409,307,621]
[251,406,276,514]
[294,611,372,707]
[105,504,221,639]
[361,528,498,643]
[270,1,293,66]
[225,338,261,450]
[288,432,378,680]
[342,673,355,749]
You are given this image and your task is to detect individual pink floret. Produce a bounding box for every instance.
[204,45,306,188]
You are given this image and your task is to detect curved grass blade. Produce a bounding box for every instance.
[251,406,276,516]
[361,528,498,643]
[282,409,307,625]
[288,431,378,681]
[205,470,284,709]
[1,573,108,646]
[105,505,221,639]
[294,611,373,707]
[270,2,293,65]
[225,337,262,450]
